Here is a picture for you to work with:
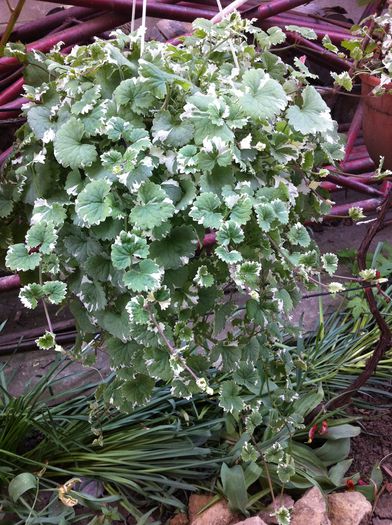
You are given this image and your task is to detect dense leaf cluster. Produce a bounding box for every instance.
[1,15,343,412]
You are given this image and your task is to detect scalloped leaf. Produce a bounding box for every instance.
[150,225,198,270]
[54,117,97,169]
[19,283,44,309]
[42,281,67,304]
[287,85,334,135]
[75,180,112,226]
[129,182,175,229]
[190,192,223,229]
[6,243,41,272]
[36,331,56,350]
[111,231,149,270]
[79,281,107,312]
[26,221,57,254]
[239,69,288,119]
[123,259,163,292]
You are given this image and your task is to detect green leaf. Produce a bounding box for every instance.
[6,243,41,272]
[322,253,338,275]
[145,348,172,380]
[129,182,175,229]
[275,288,294,313]
[287,85,333,135]
[71,85,101,115]
[19,283,44,309]
[211,344,241,372]
[194,265,214,287]
[123,259,163,292]
[215,246,243,264]
[96,310,130,342]
[234,261,261,289]
[219,380,244,413]
[42,281,67,304]
[329,459,353,486]
[230,196,253,225]
[36,331,56,350]
[106,338,141,367]
[323,424,361,441]
[111,231,149,270]
[190,192,223,229]
[119,374,155,407]
[271,199,289,224]
[27,106,56,140]
[293,386,323,417]
[255,202,275,232]
[26,221,57,254]
[285,25,317,40]
[216,221,244,246]
[31,199,67,226]
[331,71,353,91]
[150,225,198,270]
[239,69,288,119]
[54,117,97,169]
[114,78,155,114]
[288,223,311,247]
[126,296,149,325]
[233,362,260,394]
[85,254,111,281]
[315,438,351,465]
[8,473,37,503]
[79,281,107,312]
[152,110,193,147]
[220,464,248,513]
[75,180,112,226]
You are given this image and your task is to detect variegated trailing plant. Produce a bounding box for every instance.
[1,16,344,421]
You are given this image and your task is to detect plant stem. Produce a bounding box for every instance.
[147,307,199,382]
[0,0,26,57]
[39,266,54,334]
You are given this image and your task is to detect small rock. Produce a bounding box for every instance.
[188,494,214,523]
[258,494,294,524]
[169,513,189,525]
[376,493,392,519]
[234,518,268,525]
[191,500,238,525]
[328,492,372,525]
[291,487,331,525]
[372,519,392,525]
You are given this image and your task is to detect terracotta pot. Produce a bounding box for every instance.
[361,74,392,170]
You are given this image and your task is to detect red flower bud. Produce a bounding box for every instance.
[319,420,328,435]
[346,479,355,491]
[307,424,318,443]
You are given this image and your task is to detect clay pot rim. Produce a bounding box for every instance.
[360,72,392,90]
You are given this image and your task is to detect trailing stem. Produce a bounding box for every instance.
[335,189,392,404]
[0,0,26,57]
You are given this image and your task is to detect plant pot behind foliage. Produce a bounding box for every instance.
[361,74,392,170]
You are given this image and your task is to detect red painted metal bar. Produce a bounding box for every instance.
[341,103,364,169]
[0,274,21,291]
[0,77,24,106]
[0,7,96,43]
[325,198,382,219]
[0,12,132,74]
[260,15,351,44]
[0,146,13,166]
[325,172,383,197]
[39,0,215,21]
[285,32,351,70]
